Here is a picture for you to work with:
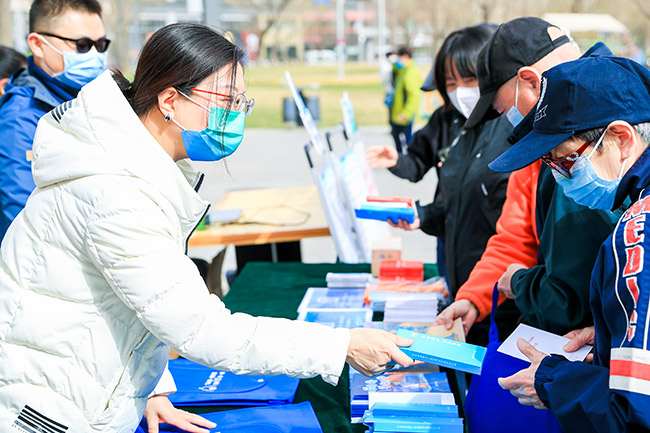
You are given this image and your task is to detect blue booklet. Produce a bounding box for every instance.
[297,308,372,328]
[136,401,323,433]
[397,329,487,375]
[297,287,365,312]
[371,402,458,418]
[355,204,416,224]
[167,359,300,406]
[364,414,463,433]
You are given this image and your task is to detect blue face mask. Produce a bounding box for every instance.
[172,91,246,162]
[505,78,524,127]
[39,35,106,88]
[552,131,627,210]
[395,60,405,70]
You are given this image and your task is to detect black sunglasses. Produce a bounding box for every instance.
[39,32,111,53]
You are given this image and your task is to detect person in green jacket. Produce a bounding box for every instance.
[390,46,421,154]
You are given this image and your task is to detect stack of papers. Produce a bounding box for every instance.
[349,370,454,423]
[326,272,374,288]
[363,402,463,433]
[383,298,438,324]
[297,287,366,312]
[363,278,447,312]
[397,329,487,375]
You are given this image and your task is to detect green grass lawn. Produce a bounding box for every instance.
[243,63,438,128]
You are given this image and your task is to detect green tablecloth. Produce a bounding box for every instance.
[222,262,439,433]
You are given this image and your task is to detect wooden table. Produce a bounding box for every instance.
[189,185,330,248]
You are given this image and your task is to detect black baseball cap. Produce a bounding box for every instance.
[465,17,570,128]
[489,56,650,173]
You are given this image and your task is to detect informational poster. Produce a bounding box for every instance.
[311,161,361,263]
[340,91,359,139]
[337,149,389,262]
[285,71,327,155]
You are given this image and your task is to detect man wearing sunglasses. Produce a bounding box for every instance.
[0,0,108,241]
[496,55,650,433]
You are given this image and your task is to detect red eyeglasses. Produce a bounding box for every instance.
[191,88,255,116]
[541,140,591,179]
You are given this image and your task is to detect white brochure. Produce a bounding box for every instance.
[498,324,592,363]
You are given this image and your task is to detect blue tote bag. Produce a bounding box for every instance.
[464,284,563,433]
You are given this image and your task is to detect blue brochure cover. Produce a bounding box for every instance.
[136,401,323,433]
[355,205,416,224]
[397,329,486,375]
[371,402,459,418]
[167,359,300,406]
[297,287,366,312]
[364,414,463,433]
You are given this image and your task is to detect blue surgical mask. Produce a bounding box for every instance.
[505,78,524,127]
[552,131,627,210]
[172,91,246,162]
[395,61,405,70]
[39,35,106,88]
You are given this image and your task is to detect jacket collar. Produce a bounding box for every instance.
[33,71,209,235]
[614,145,650,209]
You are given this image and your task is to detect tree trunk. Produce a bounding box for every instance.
[0,0,13,47]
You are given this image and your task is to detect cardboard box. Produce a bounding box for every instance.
[371,237,402,277]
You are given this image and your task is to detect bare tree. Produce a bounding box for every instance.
[103,0,137,73]
[245,0,297,61]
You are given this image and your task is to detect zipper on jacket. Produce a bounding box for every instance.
[185,172,209,255]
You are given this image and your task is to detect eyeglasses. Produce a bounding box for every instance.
[39,32,111,53]
[191,88,255,116]
[541,140,591,179]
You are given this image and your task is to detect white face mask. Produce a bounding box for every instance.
[448,85,480,119]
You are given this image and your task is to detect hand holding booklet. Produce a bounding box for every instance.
[497,324,593,362]
[355,195,416,224]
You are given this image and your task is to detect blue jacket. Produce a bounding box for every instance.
[534,145,650,432]
[0,56,78,240]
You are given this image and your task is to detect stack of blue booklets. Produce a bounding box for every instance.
[349,370,453,422]
[296,286,373,328]
[135,401,323,433]
[167,359,300,406]
[363,402,463,433]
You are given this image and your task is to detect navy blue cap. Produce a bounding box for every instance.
[489,56,650,172]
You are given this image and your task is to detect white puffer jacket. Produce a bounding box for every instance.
[0,71,350,433]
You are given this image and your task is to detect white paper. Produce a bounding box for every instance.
[368,391,455,409]
[498,324,592,363]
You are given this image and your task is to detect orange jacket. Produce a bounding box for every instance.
[455,160,541,320]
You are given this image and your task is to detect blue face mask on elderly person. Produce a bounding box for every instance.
[552,130,628,210]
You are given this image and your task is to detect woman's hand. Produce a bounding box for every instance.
[388,217,420,231]
[144,395,216,433]
[346,328,415,376]
[366,145,399,169]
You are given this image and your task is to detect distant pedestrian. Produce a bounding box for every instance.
[389,46,421,153]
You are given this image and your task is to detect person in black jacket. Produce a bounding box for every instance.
[368,24,519,345]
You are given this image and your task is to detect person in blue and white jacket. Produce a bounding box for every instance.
[492,55,650,432]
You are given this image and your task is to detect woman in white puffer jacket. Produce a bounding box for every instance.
[0,23,415,433]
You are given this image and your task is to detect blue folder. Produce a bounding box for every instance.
[135,401,323,433]
[167,359,300,406]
